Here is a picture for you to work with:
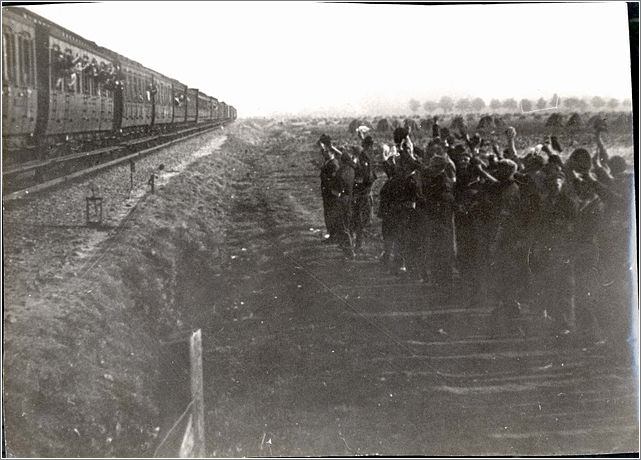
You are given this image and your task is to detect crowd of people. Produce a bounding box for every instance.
[316,119,634,346]
[51,45,124,94]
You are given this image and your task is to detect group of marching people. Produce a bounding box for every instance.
[316,120,634,346]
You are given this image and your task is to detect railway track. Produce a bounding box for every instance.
[3,121,228,201]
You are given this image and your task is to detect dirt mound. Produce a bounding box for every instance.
[3,125,256,457]
[477,115,494,131]
[566,112,583,128]
[403,118,420,133]
[419,118,432,133]
[347,119,362,133]
[376,118,391,132]
[546,113,565,129]
[449,115,467,134]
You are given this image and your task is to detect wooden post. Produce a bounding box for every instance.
[129,160,136,192]
[189,329,205,457]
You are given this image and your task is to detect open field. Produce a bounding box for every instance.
[2,117,637,457]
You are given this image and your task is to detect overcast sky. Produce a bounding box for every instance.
[24,1,633,118]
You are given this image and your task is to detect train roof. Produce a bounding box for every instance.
[5,6,99,48]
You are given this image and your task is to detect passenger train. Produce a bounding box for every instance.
[2,6,237,163]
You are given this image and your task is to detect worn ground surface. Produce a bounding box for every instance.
[199,120,638,457]
[3,119,638,457]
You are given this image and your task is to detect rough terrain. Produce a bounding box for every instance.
[2,119,638,457]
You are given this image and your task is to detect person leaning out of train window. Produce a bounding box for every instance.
[63,48,75,68]
[146,83,157,102]
[88,58,99,78]
[62,49,81,91]
[113,64,124,90]
[79,55,91,73]
[71,56,87,81]
[51,45,67,90]
[96,62,108,83]
[102,64,118,91]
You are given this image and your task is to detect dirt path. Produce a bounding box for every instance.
[194,124,638,456]
[2,120,636,457]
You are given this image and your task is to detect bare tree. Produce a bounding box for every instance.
[520,99,533,112]
[503,98,518,111]
[423,100,439,113]
[471,97,486,113]
[439,96,454,113]
[607,98,620,110]
[591,96,605,110]
[455,98,471,113]
[563,97,580,110]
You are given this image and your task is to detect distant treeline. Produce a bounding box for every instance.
[409,95,631,114]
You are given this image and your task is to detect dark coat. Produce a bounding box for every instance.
[320,157,340,199]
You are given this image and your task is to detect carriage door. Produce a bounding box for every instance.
[150,75,156,127]
[112,61,123,131]
[34,23,49,140]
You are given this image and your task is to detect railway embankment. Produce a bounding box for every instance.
[3,123,262,457]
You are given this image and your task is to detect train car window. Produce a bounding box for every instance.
[16,34,25,86]
[25,36,34,87]
[82,69,90,95]
[133,75,138,101]
[126,73,132,101]
[19,33,34,87]
[91,70,97,96]
[16,35,23,86]
[3,31,16,84]
[50,47,59,91]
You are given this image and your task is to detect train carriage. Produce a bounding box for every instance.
[197,91,211,123]
[185,87,198,123]
[119,56,153,130]
[218,101,227,120]
[2,6,236,166]
[2,8,37,149]
[171,79,187,124]
[149,69,173,127]
[45,27,116,137]
[210,96,218,121]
